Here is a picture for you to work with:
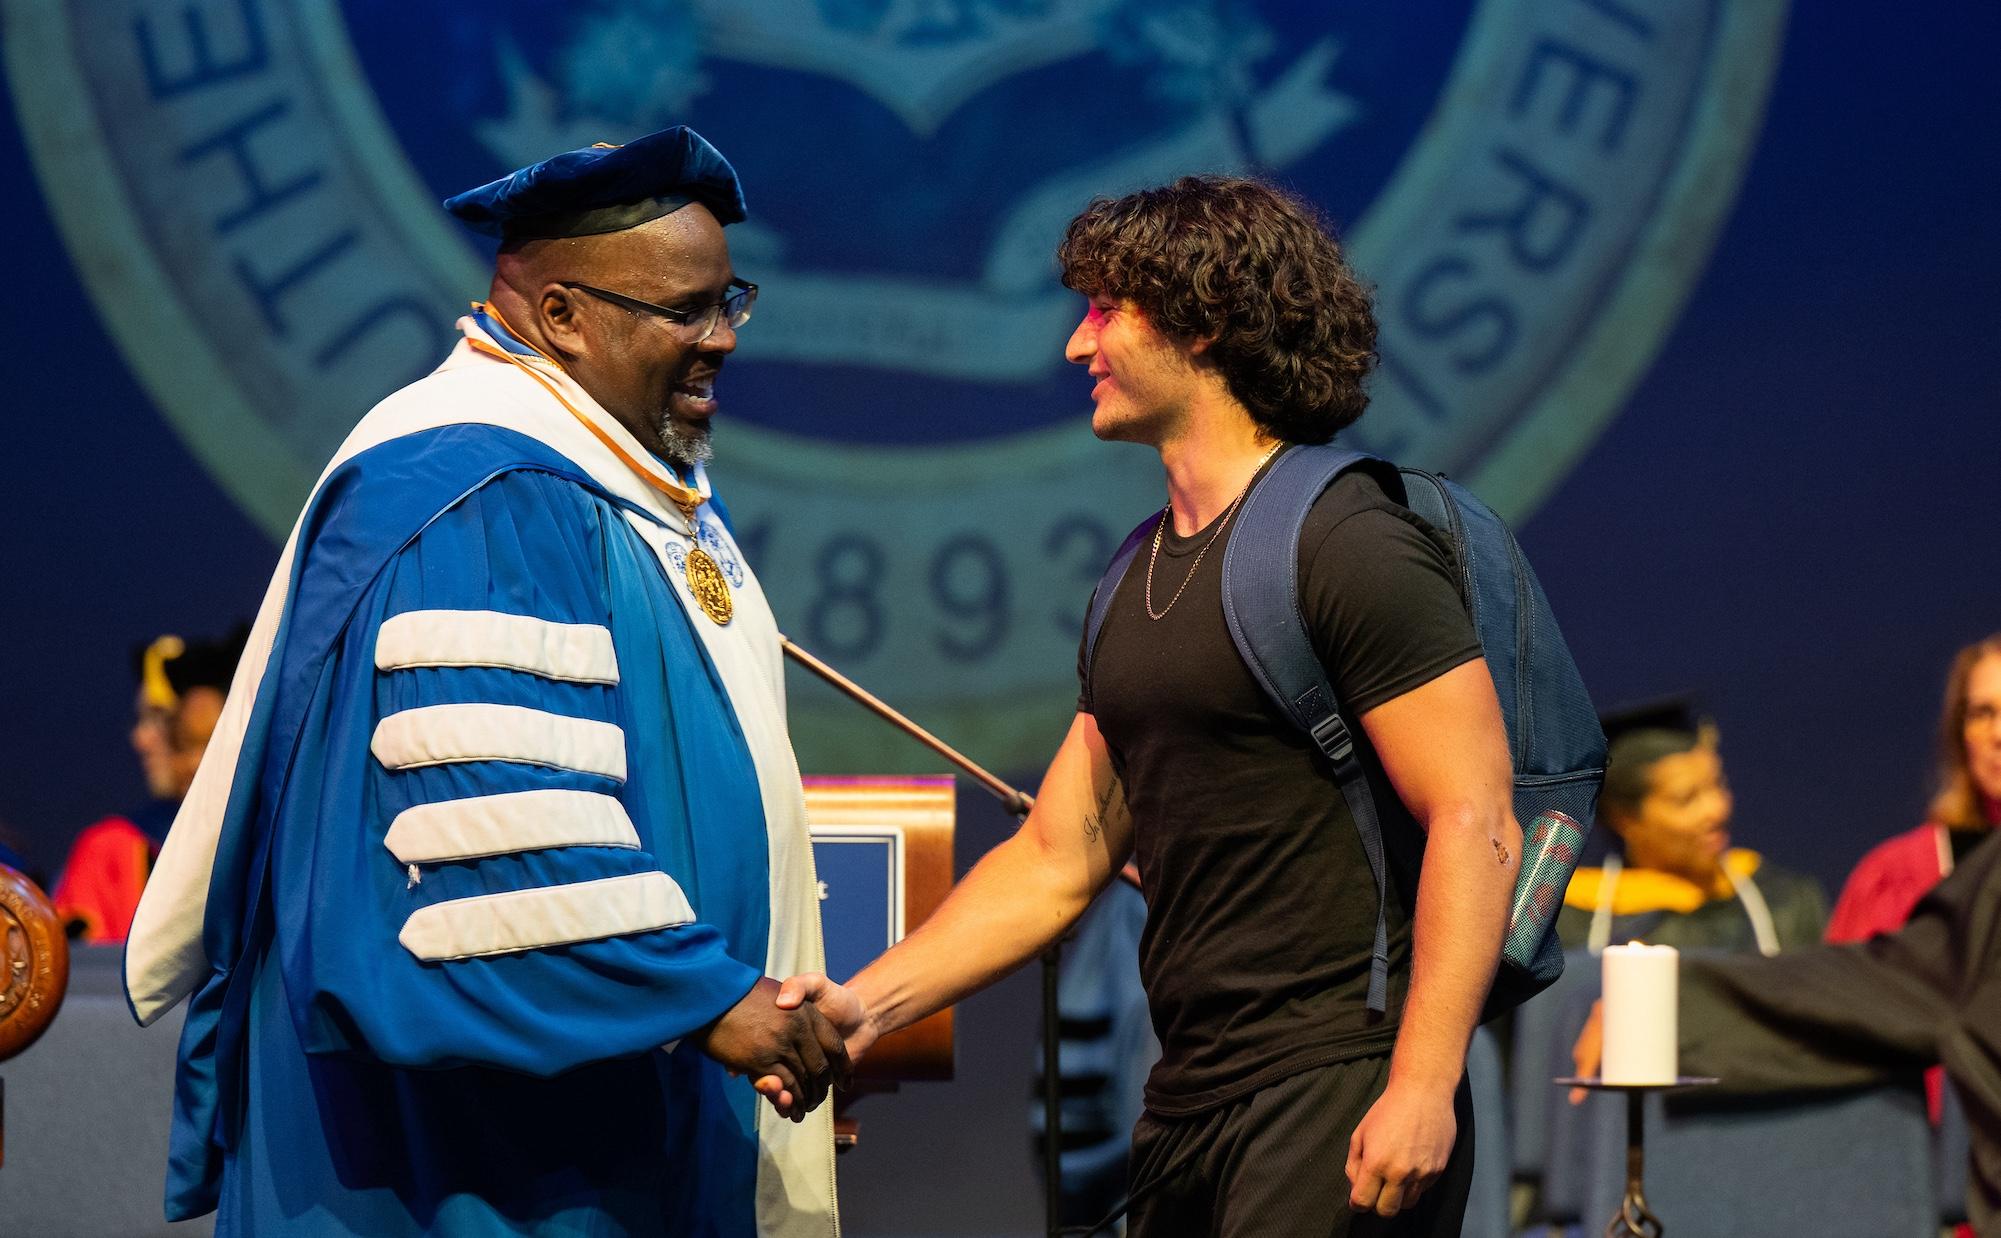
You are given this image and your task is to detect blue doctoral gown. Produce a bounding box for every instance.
[159,423,789,1235]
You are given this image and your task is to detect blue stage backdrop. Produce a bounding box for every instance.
[1,2,1995,904]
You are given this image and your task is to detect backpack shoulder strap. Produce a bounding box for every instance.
[1220,444,1380,737]
[1221,443,1395,1011]
[1079,510,1164,714]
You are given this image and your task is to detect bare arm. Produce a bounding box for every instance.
[1345,657,1519,1215]
[1369,657,1519,1087]
[842,712,1132,1053]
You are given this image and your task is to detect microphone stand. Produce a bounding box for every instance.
[780,637,1064,1238]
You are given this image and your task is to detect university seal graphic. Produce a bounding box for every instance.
[4,0,1787,771]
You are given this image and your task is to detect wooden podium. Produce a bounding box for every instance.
[804,775,954,1084]
[804,775,955,1151]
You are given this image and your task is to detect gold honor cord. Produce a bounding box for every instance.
[466,305,734,625]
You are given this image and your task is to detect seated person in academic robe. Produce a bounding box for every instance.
[1574,831,2001,1234]
[1827,632,2001,1128]
[1557,702,1826,956]
[1828,632,2001,942]
[52,629,244,942]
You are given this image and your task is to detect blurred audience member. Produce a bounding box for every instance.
[1031,872,1158,1230]
[1826,632,2000,1128]
[53,629,244,942]
[1827,633,2001,942]
[1558,701,1826,956]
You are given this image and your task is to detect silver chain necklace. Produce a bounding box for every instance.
[1143,443,1282,621]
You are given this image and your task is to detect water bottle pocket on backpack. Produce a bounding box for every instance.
[1481,769,1602,1017]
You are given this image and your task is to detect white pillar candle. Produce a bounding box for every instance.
[1601,941,1678,1084]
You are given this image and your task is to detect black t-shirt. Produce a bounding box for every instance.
[1079,466,1483,1116]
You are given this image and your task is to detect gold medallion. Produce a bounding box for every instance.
[684,548,734,625]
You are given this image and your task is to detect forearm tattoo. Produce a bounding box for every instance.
[1082,778,1122,844]
[1491,837,1511,866]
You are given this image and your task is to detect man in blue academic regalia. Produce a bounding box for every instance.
[123,127,848,1238]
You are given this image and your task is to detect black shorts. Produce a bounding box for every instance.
[1125,1054,1475,1238]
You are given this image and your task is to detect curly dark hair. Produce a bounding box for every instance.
[1057,176,1377,444]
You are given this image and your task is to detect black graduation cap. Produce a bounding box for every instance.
[132,624,250,706]
[164,624,250,697]
[1598,696,1720,765]
[442,126,746,242]
[1599,697,1701,744]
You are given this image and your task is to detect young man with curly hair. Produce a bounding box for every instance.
[782,178,1519,1236]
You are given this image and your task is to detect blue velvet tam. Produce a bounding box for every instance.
[443,126,746,241]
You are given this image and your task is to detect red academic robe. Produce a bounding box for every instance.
[1827,823,1948,945]
[52,815,161,943]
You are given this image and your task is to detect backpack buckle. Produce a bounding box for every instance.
[1308,714,1354,765]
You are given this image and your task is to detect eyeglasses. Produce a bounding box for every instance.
[563,279,757,343]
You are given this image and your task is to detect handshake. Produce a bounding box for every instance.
[692,973,875,1121]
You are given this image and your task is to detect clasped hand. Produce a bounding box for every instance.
[751,973,874,1119]
[695,976,856,1122]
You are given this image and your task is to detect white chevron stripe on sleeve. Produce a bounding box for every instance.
[399,871,695,961]
[375,610,619,684]
[384,789,641,864]
[371,703,627,781]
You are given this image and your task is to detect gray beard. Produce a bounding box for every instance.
[657,418,714,472]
